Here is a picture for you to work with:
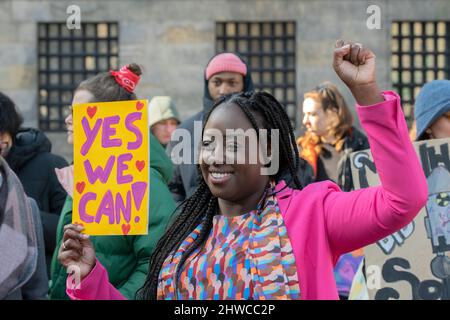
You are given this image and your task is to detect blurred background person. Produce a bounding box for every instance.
[297,81,369,299]
[0,92,68,277]
[297,82,369,190]
[414,79,450,141]
[0,156,48,300]
[149,96,180,147]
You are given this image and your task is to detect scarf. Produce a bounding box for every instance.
[0,156,38,299]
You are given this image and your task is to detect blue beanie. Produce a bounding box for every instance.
[414,79,450,140]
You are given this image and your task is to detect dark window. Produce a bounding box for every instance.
[391,21,450,128]
[216,21,297,126]
[38,22,119,131]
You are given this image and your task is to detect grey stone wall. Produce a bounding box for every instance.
[0,0,449,161]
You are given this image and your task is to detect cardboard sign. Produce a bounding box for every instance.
[73,100,149,236]
[350,138,450,300]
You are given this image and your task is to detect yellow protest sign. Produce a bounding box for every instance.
[73,100,149,236]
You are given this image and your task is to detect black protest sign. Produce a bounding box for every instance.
[350,138,450,300]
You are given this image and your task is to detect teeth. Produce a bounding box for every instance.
[211,172,231,179]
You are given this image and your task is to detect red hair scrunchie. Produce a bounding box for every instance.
[110,65,140,93]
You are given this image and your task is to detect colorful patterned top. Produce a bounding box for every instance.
[157,186,300,300]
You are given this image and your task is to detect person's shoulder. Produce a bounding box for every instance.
[33,152,68,168]
[277,181,342,234]
[301,180,340,195]
[282,180,342,209]
[149,166,167,186]
[149,167,176,204]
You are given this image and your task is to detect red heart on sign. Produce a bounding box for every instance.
[122,224,131,235]
[76,181,85,194]
[136,160,145,172]
[136,101,144,111]
[87,106,97,118]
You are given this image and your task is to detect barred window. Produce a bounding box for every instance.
[38,22,119,131]
[391,21,450,127]
[216,21,297,126]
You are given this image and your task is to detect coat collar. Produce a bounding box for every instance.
[55,165,74,197]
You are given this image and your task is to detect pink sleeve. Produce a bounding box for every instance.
[324,91,428,257]
[66,259,126,300]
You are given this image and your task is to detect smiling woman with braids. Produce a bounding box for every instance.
[58,40,428,300]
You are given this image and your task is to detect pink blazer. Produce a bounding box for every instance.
[66,91,428,300]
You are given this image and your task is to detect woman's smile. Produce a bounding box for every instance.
[208,170,234,185]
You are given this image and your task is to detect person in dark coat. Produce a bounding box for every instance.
[0,156,48,300]
[0,92,68,276]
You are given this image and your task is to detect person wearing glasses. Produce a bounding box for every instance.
[297,81,370,299]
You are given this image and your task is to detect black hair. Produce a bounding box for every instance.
[0,92,23,140]
[137,91,302,299]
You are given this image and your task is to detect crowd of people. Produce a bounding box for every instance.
[1,38,449,300]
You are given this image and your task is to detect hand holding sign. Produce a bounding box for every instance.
[58,224,96,281]
[73,100,149,236]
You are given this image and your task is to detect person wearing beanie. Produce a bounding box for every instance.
[166,52,255,204]
[205,53,249,104]
[149,96,180,147]
[414,79,450,141]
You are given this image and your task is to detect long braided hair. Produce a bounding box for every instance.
[137,91,302,300]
